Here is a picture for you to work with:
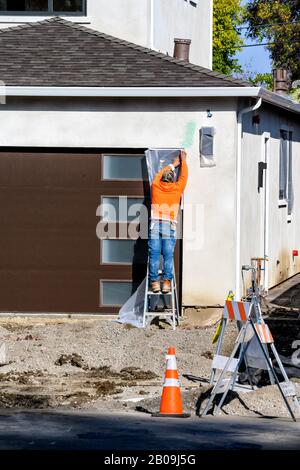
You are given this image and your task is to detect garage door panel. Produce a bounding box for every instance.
[0,153,101,188]
[0,270,101,313]
[0,189,100,229]
[0,231,99,269]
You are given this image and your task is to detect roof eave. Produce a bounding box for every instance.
[1,86,299,114]
[258,88,300,114]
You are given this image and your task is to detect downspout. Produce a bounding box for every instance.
[235,97,262,299]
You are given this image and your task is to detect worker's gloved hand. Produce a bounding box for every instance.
[180,149,187,161]
[172,149,187,168]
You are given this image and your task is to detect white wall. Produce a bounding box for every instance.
[240,104,300,292]
[87,0,149,48]
[0,96,237,306]
[0,0,213,68]
[153,0,213,69]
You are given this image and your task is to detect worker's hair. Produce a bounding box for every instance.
[162,170,175,183]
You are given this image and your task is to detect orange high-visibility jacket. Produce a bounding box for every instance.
[151,160,188,221]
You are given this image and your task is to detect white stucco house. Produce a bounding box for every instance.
[0,0,213,69]
[0,17,299,316]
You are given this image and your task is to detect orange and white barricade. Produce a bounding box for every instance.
[203,297,300,422]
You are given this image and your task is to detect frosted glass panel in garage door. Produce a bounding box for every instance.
[102,155,148,180]
[101,239,147,264]
[102,197,146,222]
[101,281,137,306]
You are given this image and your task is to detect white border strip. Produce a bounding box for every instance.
[1,86,261,97]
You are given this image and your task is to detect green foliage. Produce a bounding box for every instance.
[249,72,273,90]
[290,88,300,103]
[213,0,245,75]
[244,0,300,82]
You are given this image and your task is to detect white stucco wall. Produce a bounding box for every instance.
[240,104,300,292]
[87,0,149,48]
[153,0,213,68]
[0,0,213,68]
[0,96,237,306]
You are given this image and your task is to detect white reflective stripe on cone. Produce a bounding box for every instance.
[163,378,180,387]
[166,357,177,370]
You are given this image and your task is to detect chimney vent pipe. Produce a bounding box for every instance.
[173,38,191,62]
[273,69,288,95]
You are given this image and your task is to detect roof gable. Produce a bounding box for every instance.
[0,17,250,88]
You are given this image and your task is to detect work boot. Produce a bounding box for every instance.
[151,281,160,293]
[162,280,171,294]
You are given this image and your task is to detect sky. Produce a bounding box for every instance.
[236,0,272,75]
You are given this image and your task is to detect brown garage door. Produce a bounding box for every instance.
[0,150,181,314]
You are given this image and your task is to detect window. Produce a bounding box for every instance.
[100,281,138,307]
[101,239,147,264]
[279,129,293,214]
[0,0,85,15]
[53,0,83,12]
[102,154,148,181]
[0,0,48,11]
[101,197,146,222]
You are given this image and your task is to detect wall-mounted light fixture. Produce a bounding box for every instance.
[252,114,260,125]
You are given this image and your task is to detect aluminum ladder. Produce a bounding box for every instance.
[142,261,179,330]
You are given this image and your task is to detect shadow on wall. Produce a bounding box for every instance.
[131,180,150,295]
[271,248,298,288]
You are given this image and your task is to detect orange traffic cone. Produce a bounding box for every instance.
[152,347,190,418]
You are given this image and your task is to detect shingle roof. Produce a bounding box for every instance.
[0,17,250,88]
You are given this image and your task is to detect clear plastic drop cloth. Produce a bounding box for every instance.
[117,148,181,327]
[118,278,147,328]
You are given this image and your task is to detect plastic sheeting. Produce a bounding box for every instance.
[145,148,181,185]
[118,278,147,328]
[118,148,181,327]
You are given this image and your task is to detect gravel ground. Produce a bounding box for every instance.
[0,317,299,419]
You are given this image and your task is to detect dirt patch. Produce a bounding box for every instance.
[0,362,160,409]
[62,392,93,408]
[55,353,88,370]
[119,367,158,381]
[1,323,34,332]
[0,392,50,408]
[95,381,123,397]
[88,366,158,382]
[24,334,35,341]
[201,351,213,360]
[0,370,44,384]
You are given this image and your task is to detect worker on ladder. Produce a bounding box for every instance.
[148,149,188,294]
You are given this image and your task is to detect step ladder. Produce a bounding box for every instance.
[142,262,179,330]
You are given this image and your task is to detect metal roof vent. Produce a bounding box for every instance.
[273,69,289,95]
[173,38,191,62]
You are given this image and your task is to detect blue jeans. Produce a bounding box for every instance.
[148,220,177,281]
